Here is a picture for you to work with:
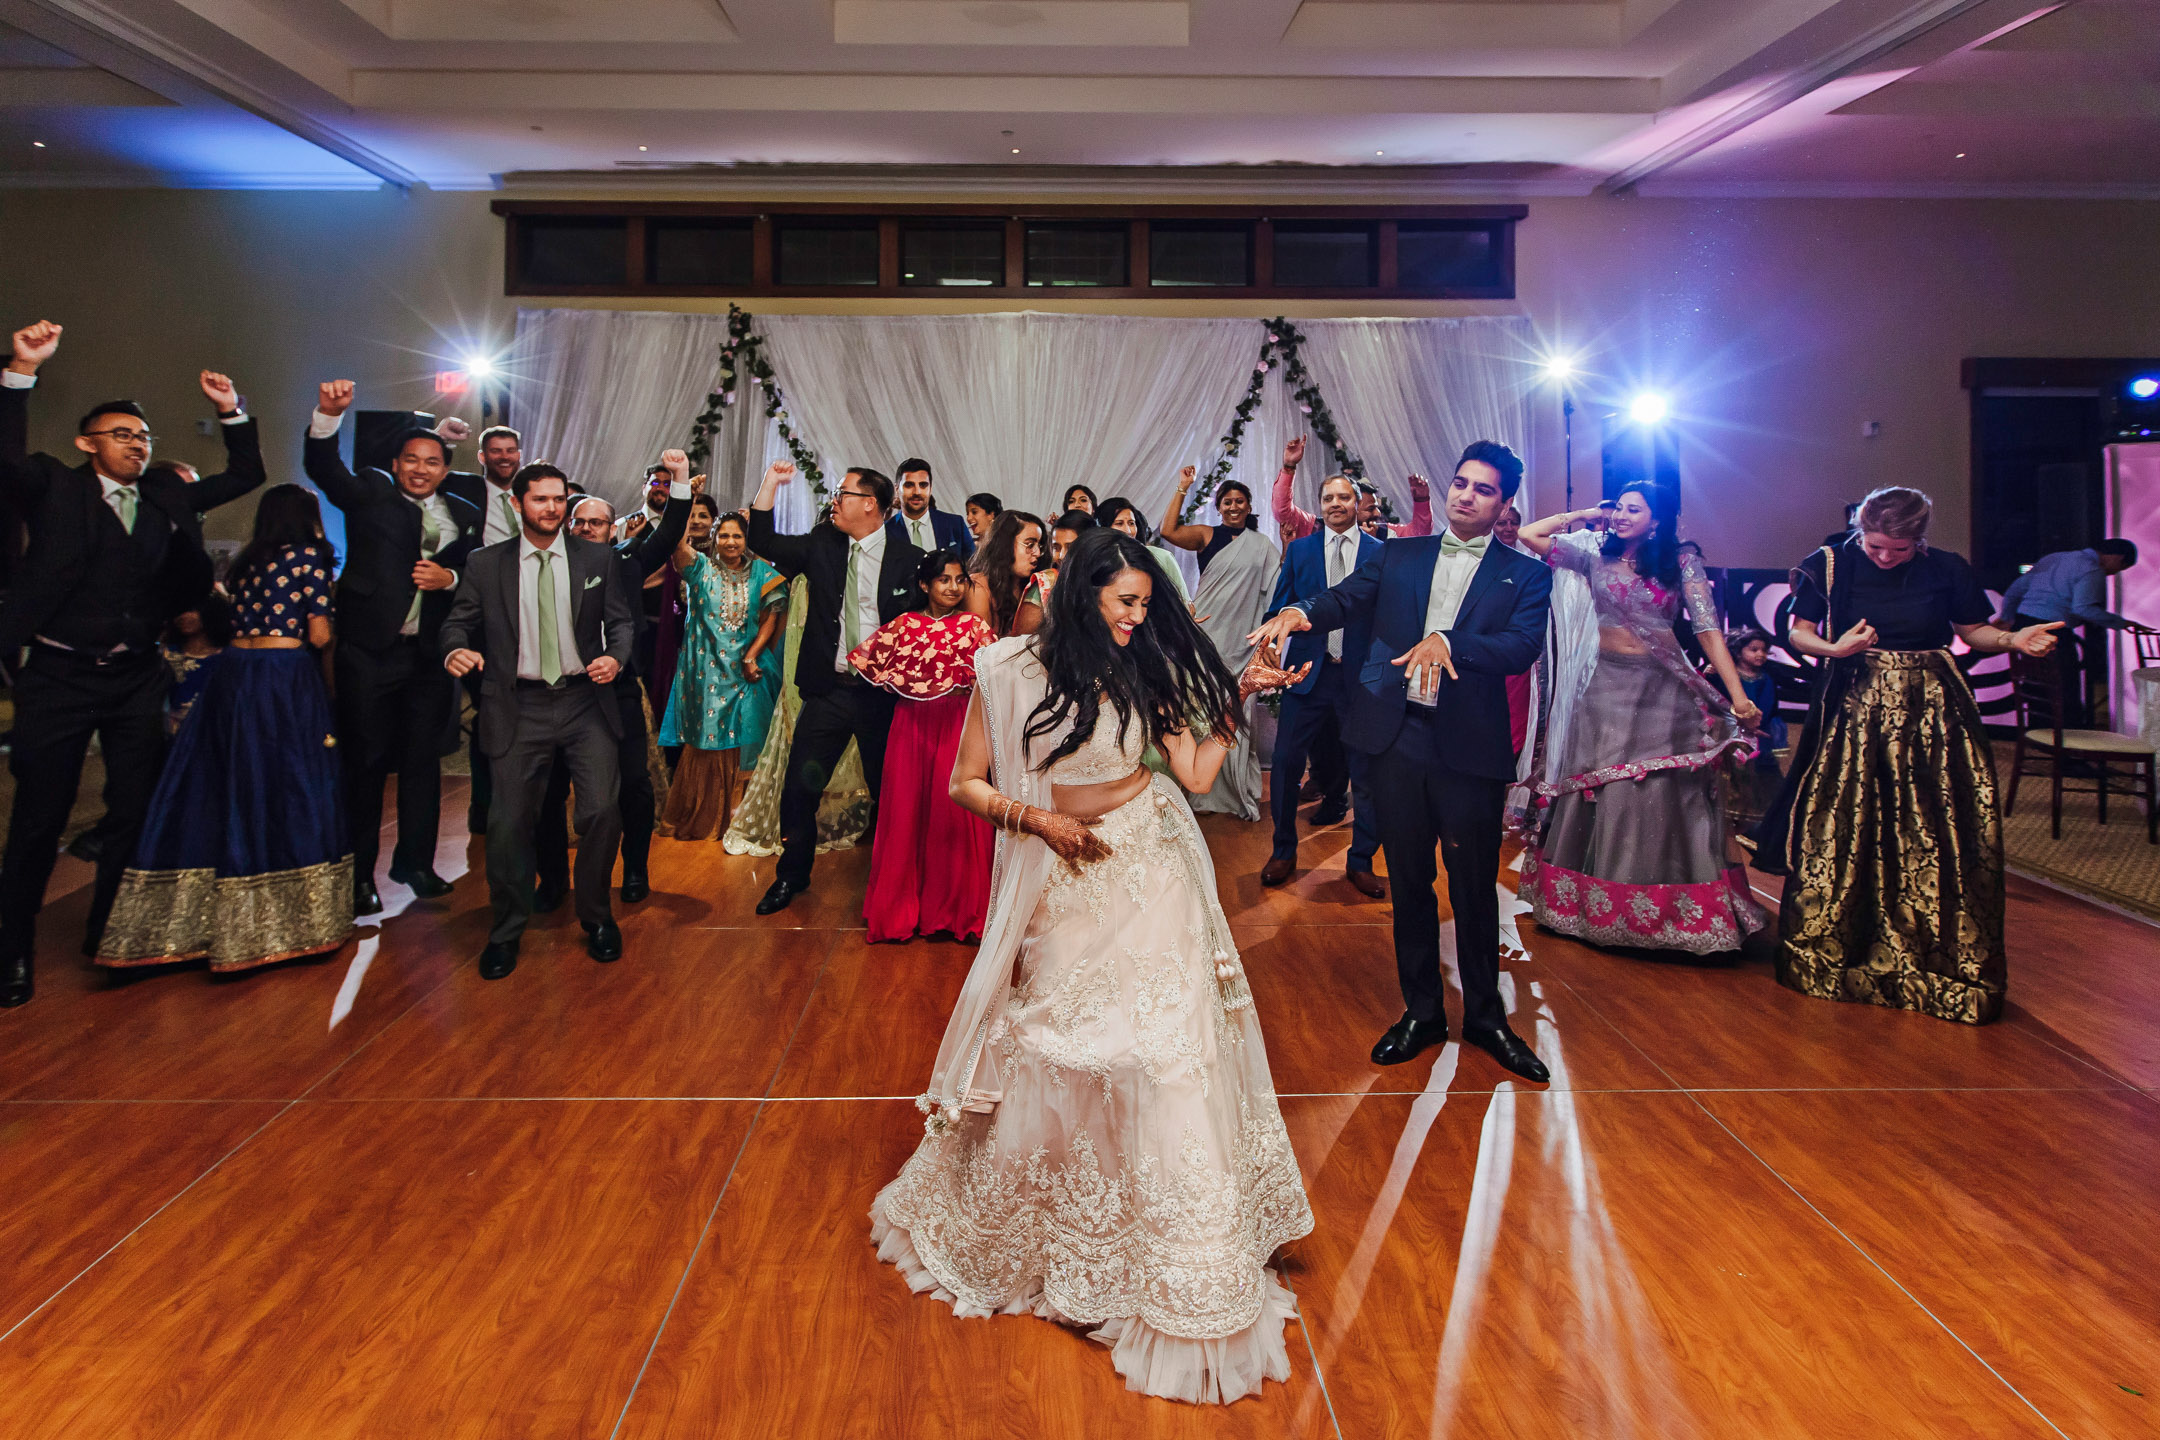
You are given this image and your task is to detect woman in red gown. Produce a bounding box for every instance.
[852,551,999,943]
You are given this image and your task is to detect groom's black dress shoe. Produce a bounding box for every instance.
[584,921,623,963]
[620,871,650,904]
[0,952,32,1008]
[478,941,519,981]
[1371,1013,1448,1066]
[756,878,806,915]
[353,877,383,917]
[1463,1024,1551,1084]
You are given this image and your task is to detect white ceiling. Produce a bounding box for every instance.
[0,0,2153,193]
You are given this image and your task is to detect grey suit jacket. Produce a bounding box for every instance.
[438,533,635,757]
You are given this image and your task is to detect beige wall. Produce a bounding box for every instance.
[4,186,2157,564]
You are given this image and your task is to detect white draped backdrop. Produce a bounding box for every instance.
[507,309,1542,554]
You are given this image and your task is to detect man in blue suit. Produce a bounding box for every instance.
[885,458,975,560]
[1250,441,1552,1083]
[1261,474,1385,897]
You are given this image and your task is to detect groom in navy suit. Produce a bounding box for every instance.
[1250,441,1552,1083]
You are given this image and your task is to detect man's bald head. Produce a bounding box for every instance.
[569,495,617,544]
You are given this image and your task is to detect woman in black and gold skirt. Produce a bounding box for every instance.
[1758,487,2062,1024]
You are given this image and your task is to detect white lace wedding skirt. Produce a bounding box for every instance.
[872,772,1314,1405]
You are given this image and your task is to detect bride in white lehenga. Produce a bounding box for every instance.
[872,529,1315,1405]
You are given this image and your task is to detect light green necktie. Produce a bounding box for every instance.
[407,502,443,628]
[911,516,928,550]
[536,548,562,685]
[499,490,518,537]
[112,485,137,534]
[1441,531,1490,558]
[843,541,865,653]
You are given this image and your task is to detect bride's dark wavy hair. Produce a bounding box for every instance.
[1025,529,1242,770]
[1600,481,1683,589]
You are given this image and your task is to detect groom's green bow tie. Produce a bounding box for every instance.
[1441,531,1490,558]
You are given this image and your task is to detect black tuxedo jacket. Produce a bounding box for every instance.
[1299,535,1552,781]
[441,470,499,528]
[304,432,483,653]
[611,491,692,667]
[884,505,975,560]
[438,535,636,757]
[0,383,263,651]
[747,509,921,699]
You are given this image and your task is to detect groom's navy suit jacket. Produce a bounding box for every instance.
[1296,535,1551,782]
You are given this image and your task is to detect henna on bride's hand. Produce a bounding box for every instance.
[1028,809,1111,867]
[1238,640,1312,698]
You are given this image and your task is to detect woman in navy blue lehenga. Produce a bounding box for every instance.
[98,485,354,974]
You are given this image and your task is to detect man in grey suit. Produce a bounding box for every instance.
[441,462,635,980]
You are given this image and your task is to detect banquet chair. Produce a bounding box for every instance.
[2005,653,2158,843]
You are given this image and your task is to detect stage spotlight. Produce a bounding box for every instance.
[1628,392,1670,425]
[464,354,497,381]
[1540,354,1577,382]
[2130,375,2160,401]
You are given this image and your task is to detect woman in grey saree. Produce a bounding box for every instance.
[1516,487,1766,955]
[1159,470,1281,819]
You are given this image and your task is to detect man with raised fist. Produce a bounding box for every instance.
[0,320,266,1006]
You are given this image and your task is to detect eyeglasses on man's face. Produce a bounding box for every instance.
[836,487,877,503]
[84,428,154,446]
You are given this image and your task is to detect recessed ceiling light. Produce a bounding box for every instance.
[1375,150,1384,156]
[638,145,648,152]
[1955,152,1966,158]
[1011,148,1020,154]
[32,141,45,148]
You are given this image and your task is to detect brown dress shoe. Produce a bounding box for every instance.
[1260,855,1296,887]
[1345,868,1386,899]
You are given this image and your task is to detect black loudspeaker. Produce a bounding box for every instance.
[355,408,438,473]
[1600,421,1679,501]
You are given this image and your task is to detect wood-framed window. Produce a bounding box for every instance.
[492,202,1524,300]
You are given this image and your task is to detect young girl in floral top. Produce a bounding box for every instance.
[850,550,997,943]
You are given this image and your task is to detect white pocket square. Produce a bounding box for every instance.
[584,575,602,588]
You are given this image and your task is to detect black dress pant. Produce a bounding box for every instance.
[778,674,894,889]
[337,637,456,878]
[537,679,654,893]
[1370,706,1508,1033]
[0,648,169,959]
[486,680,622,946]
[1308,708,1349,801]
[1269,661,1377,871]
[463,672,491,831]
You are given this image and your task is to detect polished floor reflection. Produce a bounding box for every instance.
[2,779,2155,1438]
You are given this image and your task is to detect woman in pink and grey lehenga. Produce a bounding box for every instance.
[1516,484,1766,955]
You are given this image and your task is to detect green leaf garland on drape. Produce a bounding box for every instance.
[686,304,830,501]
[1182,317,1394,525]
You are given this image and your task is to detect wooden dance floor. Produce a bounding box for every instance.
[2,780,2156,1438]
